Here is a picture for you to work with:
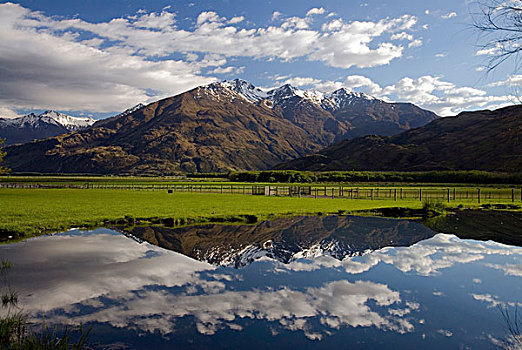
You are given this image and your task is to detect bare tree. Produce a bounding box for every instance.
[472,0,522,72]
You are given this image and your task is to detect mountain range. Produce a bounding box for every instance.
[120,215,435,268]
[0,111,95,145]
[1,79,437,174]
[276,104,522,172]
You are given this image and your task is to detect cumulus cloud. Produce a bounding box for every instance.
[485,262,522,277]
[0,3,423,113]
[228,16,244,24]
[306,7,326,16]
[441,12,457,19]
[209,66,245,74]
[391,32,414,41]
[472,293,522,308]
[408,39,423,48]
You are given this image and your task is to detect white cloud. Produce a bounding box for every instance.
[209,66,245,74]
[381,75,511,115]
[228,16,244,24]
[0,107,21,118]
[272,11,282,20]
[0,3,422,112]
[485,262,522,277]
[306,7,326,16]
[472,293,522,308]
[196,11,223,26]
[0,3,216,113]
[435,53,447,58]
[441,12,457,19]
[391,32,414,41]
[408,39,423,48]
[476,47,499,56]
[489,74,522,87]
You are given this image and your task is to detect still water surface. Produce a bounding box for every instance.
[0,215,521,349]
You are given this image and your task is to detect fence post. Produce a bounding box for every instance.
[371,189,374,200]
[478,188,481,204]
[447,188,450,203]
[394,188,397,201]
[419,189,422,201]
[512,188,515,202]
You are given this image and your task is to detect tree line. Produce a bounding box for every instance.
[227,170,522,184]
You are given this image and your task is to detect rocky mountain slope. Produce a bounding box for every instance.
[275,105,522,172]
[2,79,437,174]
[0,111,95,145]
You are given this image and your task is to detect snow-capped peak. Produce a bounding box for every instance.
[196,78,381,109]
[267,84,324,106]
[322,88,377,111]
[0,110,95,130]
[210,79,268,103]
[40,110,96,129]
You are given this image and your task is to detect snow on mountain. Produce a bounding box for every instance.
[197,79,383,111]
[1,111,95,131]
[39,110,96,130]
[0,110,96,145]
[113,103,146,119]
[321,88,376,111]
[267,84,324,106]
[201,79,268,103]
[221,79,268,102]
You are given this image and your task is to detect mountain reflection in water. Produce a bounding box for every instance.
[117,215,435,268]
[0,215,520,350]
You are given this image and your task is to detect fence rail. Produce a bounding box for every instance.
[1,182,522,203]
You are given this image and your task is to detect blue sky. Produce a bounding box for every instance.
[0,0,519,118]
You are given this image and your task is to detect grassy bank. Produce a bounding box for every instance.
[1,188,520,241]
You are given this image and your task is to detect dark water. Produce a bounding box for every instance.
[0,215,521,349]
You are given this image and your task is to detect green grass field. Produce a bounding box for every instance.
[1,187,520,241]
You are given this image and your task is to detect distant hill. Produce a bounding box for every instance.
[275,105,522,172]
[0,111,95,145]
[2,79,437,174]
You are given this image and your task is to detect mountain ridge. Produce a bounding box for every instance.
[2,79,438,174]
[0,110,96,145]
[275,104,522,172]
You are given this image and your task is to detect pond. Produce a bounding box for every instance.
[0,214,521,349]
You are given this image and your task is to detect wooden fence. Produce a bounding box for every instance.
[1,182,522,203]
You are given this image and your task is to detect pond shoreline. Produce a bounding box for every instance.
[2,205,521,246]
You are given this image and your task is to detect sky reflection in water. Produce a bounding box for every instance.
[0,216,521,349]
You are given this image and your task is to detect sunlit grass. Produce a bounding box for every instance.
[1,187,519,240]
